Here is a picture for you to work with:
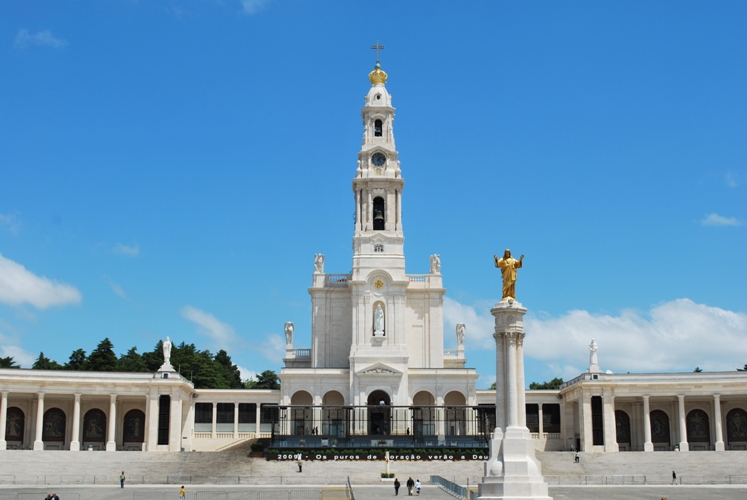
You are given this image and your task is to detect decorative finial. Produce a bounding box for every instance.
[369,41,388,85]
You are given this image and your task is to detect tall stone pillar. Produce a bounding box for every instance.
[169,391,182,452]
[642,396,653,452]
[34,392,45,451]
[70,393,81,451]
[255,404,261,439]
[478,300,551,500]
[677,395,689,452]
[538,405,544,436]
[714,395,724,451]
[107,394,117,451]
[234,402,239,439]
[602,390,618,452]
[580,392,592,451]
[211,403,217,439]
[146,390,159,451]
[0,391,8,450]
[517,338,526,428]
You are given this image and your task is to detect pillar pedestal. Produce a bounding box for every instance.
[478,300,551,500]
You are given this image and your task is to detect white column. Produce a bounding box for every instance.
[0,391,8,450]
[506,333,519,428]
[70,394,81,451]
[33,392,44,450]
[255,404,261,438]
[602,390,618,452]
[183,400,195,452]
[517,334,526,428]
[233,402,239,439]
[714,394,724,451]
[538,404,544,436]
[580,392,592,451]
[211,403,217,439]
[106,394,117,451]
[643,395,653,452]
[169,392,182,452]
[678,395,689,452]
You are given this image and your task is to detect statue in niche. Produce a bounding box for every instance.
[163,336,172,365]
[456,323,466,346]
[430,254,441,274]
[284,322,294,346]
[589,339,598,366]
[493,249,524,300]
[314,254,325,273]
[374,304,385,336]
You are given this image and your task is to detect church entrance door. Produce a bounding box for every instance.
[367,391,391,436]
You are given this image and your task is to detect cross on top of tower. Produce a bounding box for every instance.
[371,41,385,65]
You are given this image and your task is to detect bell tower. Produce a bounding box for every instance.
[351,61,406,282]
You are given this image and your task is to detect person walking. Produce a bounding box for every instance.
[394,478,401,496]
[406,477,415,496]
[671,471,677,485]
[574,452,579,463]
[120,471,126,488]
[179,486,185,500]
[415,479,421,495]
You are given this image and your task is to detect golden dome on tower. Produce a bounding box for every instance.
[368,62,388,85]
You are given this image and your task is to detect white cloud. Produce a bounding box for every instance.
[103,276,127,299]
[701,213,742,227]
[0,213,20,234]
[256,334,285,364]
[725,173,739,188]
[0,253,82,309]
[445,297,747,375]
[237,365,258,382]
[113,243,140,257]
[181,305,244,351]
[14,29,68,49]
[241,0,268,14]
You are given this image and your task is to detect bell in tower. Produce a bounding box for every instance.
[373,197,385,230]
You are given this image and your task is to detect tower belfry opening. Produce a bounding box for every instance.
[374,119,383,137]
[373,197,385,230]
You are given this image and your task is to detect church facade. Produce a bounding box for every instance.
[1,62,746,454]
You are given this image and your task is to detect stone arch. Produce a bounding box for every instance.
[412,391,436,439]
[42,408,66,442]
[83,408,107,442]
[367,390,391,436]
[322,391,346,439]
[123,409,145,443]
[5,407,24,442]
[650,410,670,445]
[323,391,345,406]
[726,408,747,443]
[290,391,313,406]
[444,391,467,406]
[686,409,710,443]
[444,391,467,436]
[290,390,313,436]
[615,410,631,445]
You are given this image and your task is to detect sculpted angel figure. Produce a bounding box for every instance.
[284,322,294,346]
[430,254,441,274]
[456,323,466,346]
[494,249,524,300]
[314,254,325,273]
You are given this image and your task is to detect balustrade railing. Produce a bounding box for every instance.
[294,349,311,358]
[407,275,428,283]
[444,350,459,357]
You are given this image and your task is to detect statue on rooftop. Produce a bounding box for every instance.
[494,249,524,300]
[314,254,325,273]
[284,322,294,347]
[589,339,598,366]
[162,336,172,365]
[430,254,441,274]
[456,323,466,346]
[374,304,385,336]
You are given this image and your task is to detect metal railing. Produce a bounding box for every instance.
[346,476,355,500]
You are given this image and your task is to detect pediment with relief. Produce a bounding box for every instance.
[356,363,402,376]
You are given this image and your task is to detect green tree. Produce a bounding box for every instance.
[32,352,62,370]
[215,349,243,389]
[489,382,496,390]
[694,366,703,373]
[118,347,149,372]
[245,370,280,389]
[737,364,747,371]
[529,377,564,390]
[141,341,165,372]
[64,348,89,370]
[0,356,20,368]
[88,338,118,371]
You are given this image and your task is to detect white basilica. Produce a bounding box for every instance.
[1,61,746,455]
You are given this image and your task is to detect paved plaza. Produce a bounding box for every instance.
[3,484,747,500]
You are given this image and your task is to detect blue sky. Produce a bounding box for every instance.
[1,0,745,388]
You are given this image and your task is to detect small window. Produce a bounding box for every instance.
[374,119,383,137]
[375,94,381,100]
[374,244,384,252]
